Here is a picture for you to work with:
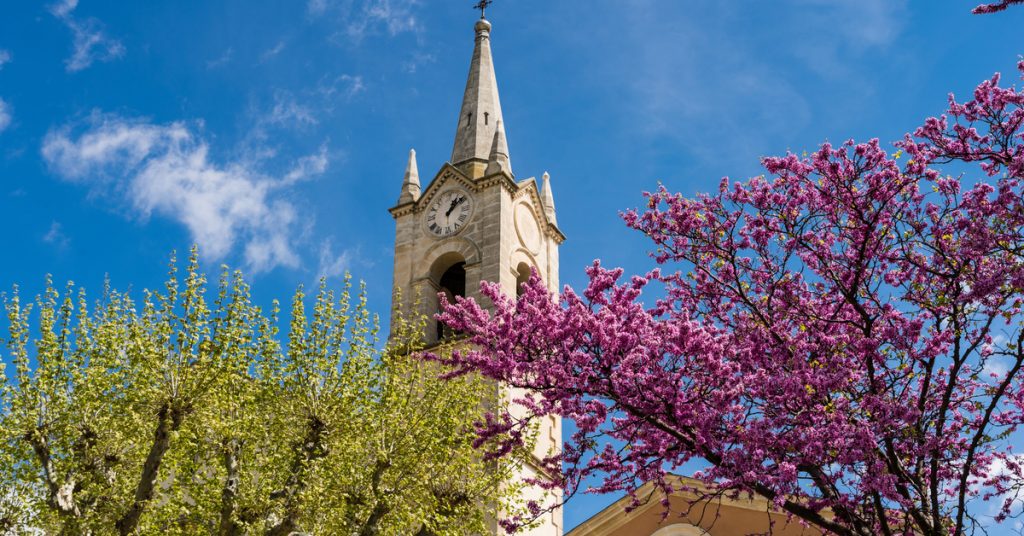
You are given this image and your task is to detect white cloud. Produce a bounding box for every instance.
[267,91,319,127]
[0,49,12,134]
[310,0,420,41]
[0,486,44,535]
[983,357,1011,380]
[597,0,907,170]
[48,0,125,72]
[982,333,1012,380]
[0,99,11,133]
[402,51,435,74]
[794,0,905,47]
[316,74,365,102]
[307,0,329,15]
[357,0,418,37]
[788,0,908,79]
[49,0,78,18]
[43,221,70,248]
[41,112,330,273]
[233,92,331,169]
[984,454,1024,519]
[617,3,812,166]
[206,48,233,69]
[284,143,329,185]
[260,40,287,62]
[316,239,352,280]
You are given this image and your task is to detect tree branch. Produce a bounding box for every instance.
[116,400,188,536]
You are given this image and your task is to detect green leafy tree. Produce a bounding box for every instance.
[0,249,522,535]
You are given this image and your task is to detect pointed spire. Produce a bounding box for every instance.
[397,149,420,204]
[485,119,512,176]
[541,171,557,226]
[451,17,507,178]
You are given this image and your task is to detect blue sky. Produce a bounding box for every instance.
[1,0,1023,532]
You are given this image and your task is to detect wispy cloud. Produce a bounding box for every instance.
[48,0,125,72]
[402,51,434,74]
[49,0,78,18]
[267,91,319,128]
[0,99,11,134]
[788,0,908,79]
[43,221,70,249]
[797,0,905,47]
[284,144,329,185]
[260,40,287,63]
[616,3,811,167]
[41,112,330,273]
[0,52,12,135]
[605,0,907,171]
[316,239,353,280]
[309,0,420,41]
[206,48,233,69]
[232,90,335,169]
[316,74,365,102]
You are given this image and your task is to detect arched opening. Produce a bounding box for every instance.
[436,261,466,340]
[515,262,532,298]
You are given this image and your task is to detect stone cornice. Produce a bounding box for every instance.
[388,201,417,218]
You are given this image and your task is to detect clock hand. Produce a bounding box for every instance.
[445,196,465,217]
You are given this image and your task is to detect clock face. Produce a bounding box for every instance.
[425,189,474,237]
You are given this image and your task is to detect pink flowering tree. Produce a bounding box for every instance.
[434,62,1024,536]
[973,0,1024,14]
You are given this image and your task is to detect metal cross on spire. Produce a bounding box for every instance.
[473,0,493,19]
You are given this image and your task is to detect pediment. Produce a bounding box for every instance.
[415,164,478,212]
[513,176,565,244]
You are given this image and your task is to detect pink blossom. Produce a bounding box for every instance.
[432,62,1024,536]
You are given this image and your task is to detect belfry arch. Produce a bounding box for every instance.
[515,261,532,297]
[431,253,467,340]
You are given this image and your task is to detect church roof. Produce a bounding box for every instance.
[568,475,828,536]
[450,17,508,170]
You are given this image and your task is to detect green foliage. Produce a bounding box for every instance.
[0,249,519,535]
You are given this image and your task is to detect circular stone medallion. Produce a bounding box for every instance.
[514,202,542,254]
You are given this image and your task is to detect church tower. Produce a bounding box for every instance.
[388,14,564,536]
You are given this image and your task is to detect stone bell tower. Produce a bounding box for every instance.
[388,14,565,536]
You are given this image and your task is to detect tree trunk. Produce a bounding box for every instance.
[218,439,242,536]
[265,414,328,536]
[354,459,393,536]
[356,502,390,536]
[26,427,82,520]
[116,400,187,536]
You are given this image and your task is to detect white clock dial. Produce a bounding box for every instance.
[425,189,474,237]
